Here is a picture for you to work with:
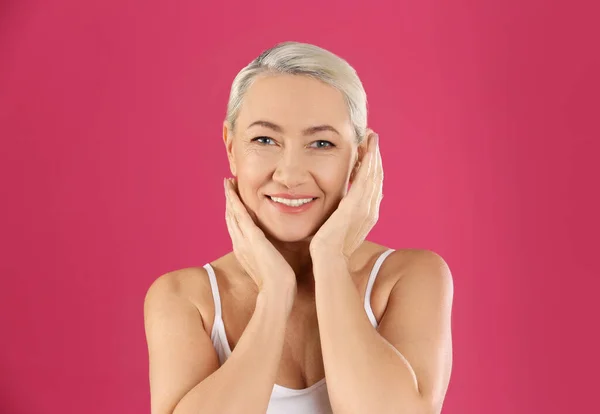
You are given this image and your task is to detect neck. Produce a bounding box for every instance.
[267,235,315,289]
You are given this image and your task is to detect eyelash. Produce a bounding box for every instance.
[251,136,335,149]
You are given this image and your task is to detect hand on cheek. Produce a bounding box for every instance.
[224,178,296,293]
[310,132,384,262]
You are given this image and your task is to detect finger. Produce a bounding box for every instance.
[225,203,248,268]
[376,136,384,199]
[226,179,263,240]
[358,134,382,235]
[225,203,239,247]
[346,136,375,210]
[231,179,261,225]
[368,136,384,222]
[369,133,380,184]
[224,180,243,244]
[349,133,377,196]
[370,134,383,203]
[359,133,380,205]
[368,134,383,206]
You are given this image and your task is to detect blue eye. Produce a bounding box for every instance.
[311,140,334,149]
[252,136,275,145]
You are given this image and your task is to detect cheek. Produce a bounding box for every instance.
[234,146,352,194]
[236,154,275,190]
[233,152,272,208]
[234,144,275,169]
[312,158,352,193]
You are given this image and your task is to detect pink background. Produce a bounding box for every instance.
[1,1,598,413]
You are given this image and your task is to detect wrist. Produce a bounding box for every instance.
[311,253,349,278]
[311,251,347,268]
[258,279,296,313]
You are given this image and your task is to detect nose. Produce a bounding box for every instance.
[272,148,309,189]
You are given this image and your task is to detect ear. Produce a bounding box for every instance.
[349,129,373,183]
[223,121,237,177]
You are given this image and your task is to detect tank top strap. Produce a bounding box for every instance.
[203,263,223,326]
[364,249,395,328]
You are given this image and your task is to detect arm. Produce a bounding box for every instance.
[312,250,453,414]
[144,271,294,414]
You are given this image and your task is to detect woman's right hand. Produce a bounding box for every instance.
[224,178,296,300]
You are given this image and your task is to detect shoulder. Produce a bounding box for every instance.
[143,259,227,330]
[387,248,452,277]
[144,252,238,298]
[144,253,239,331]
[363,243,453,297]
[374,249,454,410]
[359,242,449,276]
[353,243,451,323]
[144,266,209,303]
[385,248,454,304]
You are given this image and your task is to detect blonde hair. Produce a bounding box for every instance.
[225,41,368,143]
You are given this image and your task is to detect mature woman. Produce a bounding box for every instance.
[144,41,453,414]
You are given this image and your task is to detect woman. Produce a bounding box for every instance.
[144,41,453,414]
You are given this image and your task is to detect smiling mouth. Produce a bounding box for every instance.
[266,195,317,207]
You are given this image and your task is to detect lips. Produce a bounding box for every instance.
[267,193,318,199]
[266,194,318,213]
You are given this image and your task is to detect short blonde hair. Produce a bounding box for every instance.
[225,41,368,143]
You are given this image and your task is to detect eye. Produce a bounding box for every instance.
[310,140,335,149]
[251,136,276,145]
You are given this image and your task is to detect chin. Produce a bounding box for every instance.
[261,223,316,244]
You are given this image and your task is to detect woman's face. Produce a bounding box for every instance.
[223,74,364,242]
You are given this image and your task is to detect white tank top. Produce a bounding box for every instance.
[203,249,394,414]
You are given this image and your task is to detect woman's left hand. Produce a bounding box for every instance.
[309,132,383,262]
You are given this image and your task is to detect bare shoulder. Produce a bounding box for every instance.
[143,264,225,414]
[143,262,223,334]
[391,249,453,288]
[356,242,450,284]
[383,248,454,308]
[385,248,452,279]
[144,267,208,305]
[358,243,453,320]
[372,248,453,411]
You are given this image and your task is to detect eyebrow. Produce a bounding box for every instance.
[247,120,340,136]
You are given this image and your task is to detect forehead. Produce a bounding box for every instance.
[237,74,353,135]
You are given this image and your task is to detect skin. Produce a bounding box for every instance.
[222,73,367,284]
[144,73,453,414]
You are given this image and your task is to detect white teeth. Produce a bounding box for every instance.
[270,196,314,207]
